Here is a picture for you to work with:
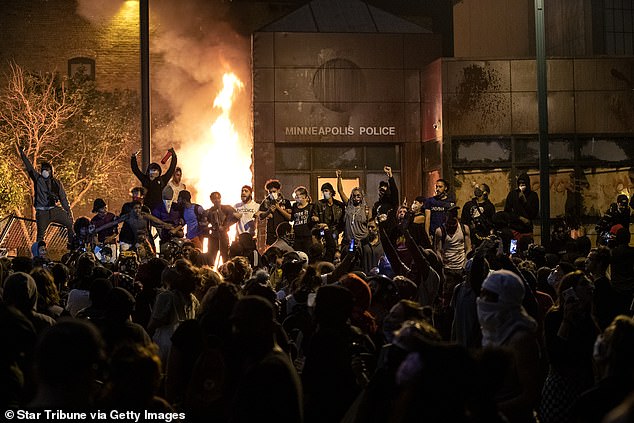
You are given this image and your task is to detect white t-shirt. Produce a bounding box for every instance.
[234,199,260,235]
[164,180,186,212]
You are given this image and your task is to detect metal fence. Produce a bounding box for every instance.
[0,215,69,260]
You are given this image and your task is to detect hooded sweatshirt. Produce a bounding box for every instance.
[131,153,177,214]
[3,272,55,333]
[19,150,70,212]
[504,173,539,233]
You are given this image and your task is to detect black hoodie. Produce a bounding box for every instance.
[131,153,177,214]
[503,173,539,233]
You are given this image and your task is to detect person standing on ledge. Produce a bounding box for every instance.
[18,144,74,247]
[131,147,177,218]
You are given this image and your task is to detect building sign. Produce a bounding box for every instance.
[284,126,397,137]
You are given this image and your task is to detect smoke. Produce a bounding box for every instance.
[76,0,253,206]
[76,0,124,23]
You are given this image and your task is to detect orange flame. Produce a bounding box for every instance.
[181,72,251,258]
[191,72,251,209]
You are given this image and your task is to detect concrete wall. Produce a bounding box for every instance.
[453,0,535,58]
[252,31,443,204]
[441,57,634,137]
[545,0,594,56]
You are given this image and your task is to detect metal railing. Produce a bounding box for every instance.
[0,215,69,260]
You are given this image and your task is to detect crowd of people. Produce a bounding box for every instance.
[3,147,634,422]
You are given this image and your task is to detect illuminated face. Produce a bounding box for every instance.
[435,181,446,196]
[268,188,280,200]
[241,187,252,202]
[368,222,378,236]
[351,190,363,205]
[411,200,422,213]
[295,192,308,205]
[210,193,222,207]
[173,170,182,184]
[397,207,408,221]
[131,191,144,202]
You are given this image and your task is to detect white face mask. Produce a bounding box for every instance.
[323,191,331,200]
[477,298,506,332]
[41,170,50,178]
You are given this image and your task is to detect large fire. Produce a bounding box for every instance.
[190,72,251,208]
[179,72,252,258]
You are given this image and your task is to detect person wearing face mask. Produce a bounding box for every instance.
[131,147,177,217]
[18,144,75,247]
[371,165,399,220]
[290,186,317,253]
[424,178,455,238]
[401,196,428,248]
[337,169,370,249]
[462,183,495,248]
[504,173,539,241]
[477,270,542,423]
[256,179,292,246]
[314,182,345,245]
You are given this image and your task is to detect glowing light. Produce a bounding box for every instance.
[119,1,140,22]
[184,72,252,260]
